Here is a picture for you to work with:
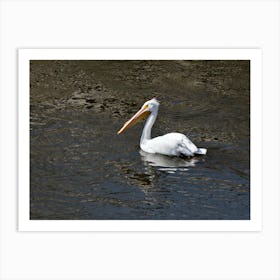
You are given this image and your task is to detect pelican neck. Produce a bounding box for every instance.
[140,110,158,144]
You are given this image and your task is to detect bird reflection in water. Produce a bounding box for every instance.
[139,150,198,174]
[111,151,199,203]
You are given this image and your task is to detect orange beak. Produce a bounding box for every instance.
[117,105,150,135]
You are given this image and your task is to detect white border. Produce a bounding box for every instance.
[18,49,262,231]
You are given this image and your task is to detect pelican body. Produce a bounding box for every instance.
[117,98,207,157]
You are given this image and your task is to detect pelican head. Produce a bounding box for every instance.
[145,98,160,112]
[117,98,159,135]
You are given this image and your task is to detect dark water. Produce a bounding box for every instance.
[30,60,250,220]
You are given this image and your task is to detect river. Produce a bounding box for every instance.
[30,60,250,220]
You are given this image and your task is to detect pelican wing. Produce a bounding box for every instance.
[177,134,198,156]
[141,133,198,157]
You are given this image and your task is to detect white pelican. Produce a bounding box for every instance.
[117,98,207,157]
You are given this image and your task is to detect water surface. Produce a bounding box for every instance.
[30,60,250,220]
